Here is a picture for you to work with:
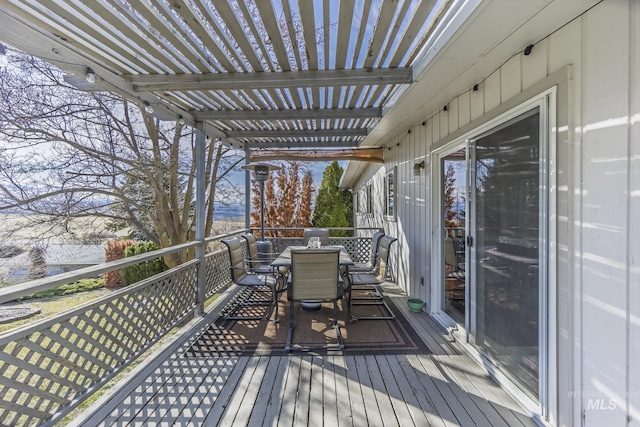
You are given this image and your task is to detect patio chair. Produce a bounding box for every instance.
[241,233,281,270]
[445,234,465,282]
[345,235,397,322]
[242,232,288,295]
[222,237,281,322]
[349,230,385,272]
[285,248,344,351]
[303,228,330,246]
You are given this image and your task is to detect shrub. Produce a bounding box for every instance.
[0,245,24,258]
[119,241,168,286]
[27,246,47,280]
[20,278,104,300]
[103,239,136,288]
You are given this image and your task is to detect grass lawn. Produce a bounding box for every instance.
[0,287,115,334]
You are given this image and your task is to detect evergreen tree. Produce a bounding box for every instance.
[312,162,353,236]
[27,246,47,280]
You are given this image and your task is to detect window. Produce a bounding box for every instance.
[385,167,396,219]
[366,184,373,214]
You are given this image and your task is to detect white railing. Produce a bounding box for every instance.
[0,228,378,426]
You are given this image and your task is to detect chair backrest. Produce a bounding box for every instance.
[373,236,397,282]
[368,231,385,264]
[290,249,340,300]
[241,233,261,268]
[303,228,330,246]
[444,235,458,269]
[221,237,247,283]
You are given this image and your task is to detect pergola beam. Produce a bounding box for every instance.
[128,68,412,92]
[250,148,384,163]
[193,107,381,121]
[247,140,362,149]
[226,128,367,138]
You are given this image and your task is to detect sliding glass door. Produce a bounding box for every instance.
[471,107,542,399]
[433,98,550,404]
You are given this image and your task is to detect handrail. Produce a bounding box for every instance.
[251,226,382,232]
[0,227,374,425]
[0,229,249,305]
[0,259,197,347]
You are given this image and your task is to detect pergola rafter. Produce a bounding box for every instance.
[193,107,381,121]
[225,128,368,139]
[127,68,412,92]
[0,0,450,150]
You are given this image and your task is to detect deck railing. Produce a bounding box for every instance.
[0,228,379,426]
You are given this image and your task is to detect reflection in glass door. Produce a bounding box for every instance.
[472,108,541,400]
[441,149,467,324]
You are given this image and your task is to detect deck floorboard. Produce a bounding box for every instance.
[72,285,538,427]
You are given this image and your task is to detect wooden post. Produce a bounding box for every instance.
[195,121,206,314]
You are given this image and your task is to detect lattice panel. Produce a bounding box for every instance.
[269,237,370,262]
[205,250,232,299]
[329,238,370,263]
[0,262,198,426]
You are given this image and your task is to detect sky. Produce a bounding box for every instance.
[228,160,345,190]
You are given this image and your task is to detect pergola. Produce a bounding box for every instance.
[0,0,458,160]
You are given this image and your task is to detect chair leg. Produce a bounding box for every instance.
[333,300,345,349]
[271,282,279,323]
[348,284,396,321]
[285,296,294,352]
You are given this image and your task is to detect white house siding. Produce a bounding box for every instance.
[349,1,639,426]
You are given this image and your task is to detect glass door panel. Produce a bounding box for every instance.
[441,149,467,323]
[473,108,540,399]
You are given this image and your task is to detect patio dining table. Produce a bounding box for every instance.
[270,245,354,311]
[270,245,354,269]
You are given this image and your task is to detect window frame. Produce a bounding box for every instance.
[384,167,396,221]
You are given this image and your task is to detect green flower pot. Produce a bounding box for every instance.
[407,298,425,312]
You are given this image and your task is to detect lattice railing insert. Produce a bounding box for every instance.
[205,250,232,299]
[0,261,198,426]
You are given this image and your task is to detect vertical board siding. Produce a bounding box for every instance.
[581,2,631,425]
[501,55,522,102]
[522,38,548,90]
[630,3,640,427]
[351,3,638,426]
[484,69,501,111]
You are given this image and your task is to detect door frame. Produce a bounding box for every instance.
[429,88,557,420]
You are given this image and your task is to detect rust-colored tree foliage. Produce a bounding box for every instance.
[103,239,136,288]
[444,164,458,229]
[250,162,313,237]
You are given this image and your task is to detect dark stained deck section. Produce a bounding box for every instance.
[72,285,538,427]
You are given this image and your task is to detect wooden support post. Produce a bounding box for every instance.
[195,121,206,314]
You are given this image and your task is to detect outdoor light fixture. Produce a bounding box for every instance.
[524,44,534,56]
[242,163,281,259]
[85,67,96,83]
[472,84,479,97]
[443,105,448,114]
[0,44,8,68]
[143,101,153,114]
[178,114,185,125]
[413,161,425,176]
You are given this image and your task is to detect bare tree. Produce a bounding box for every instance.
[0,51,244,266]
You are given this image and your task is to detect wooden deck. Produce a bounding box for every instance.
[72,285,538,427]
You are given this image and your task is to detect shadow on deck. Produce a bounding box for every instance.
[71,284,538,427]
